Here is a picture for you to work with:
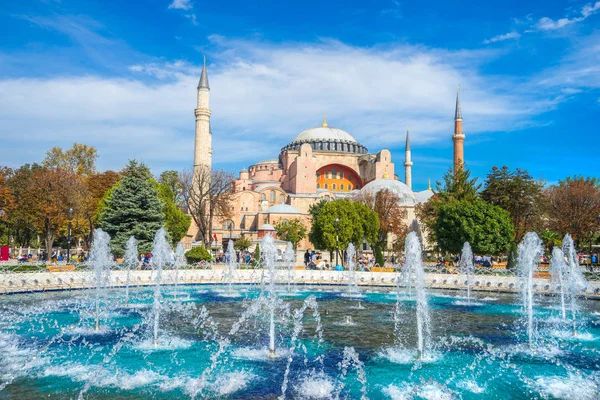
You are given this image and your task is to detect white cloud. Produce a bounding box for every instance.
[168,0,192,10]
[0,38,575,173]
[535,1,600,31]
[483,31,521,44]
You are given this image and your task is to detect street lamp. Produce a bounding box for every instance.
[67,208,74,263]
[334,218,340,267]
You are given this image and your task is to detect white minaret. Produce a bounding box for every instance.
[194,56,212,171]
[404,127,413,190]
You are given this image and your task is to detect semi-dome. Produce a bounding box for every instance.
[265,204,302,214]
[258,223,275,231]
[280,117,368,155]
[360,179,417,205]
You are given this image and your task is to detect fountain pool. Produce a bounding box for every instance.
[1,283,599,399]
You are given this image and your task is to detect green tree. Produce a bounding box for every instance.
[42,143,98,176]
[481,166,546,242]
[254,243,261,264]
[234,236,252,251]
[309,199,379,255]
[185,245,211,263]
[434,199,514,255]
[540,230,561,255]
[274,218,307,250]
[99,160,164,256]
[157,182,191,246]
[158,170,183,207]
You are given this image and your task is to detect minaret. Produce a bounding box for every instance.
[194,56,212,171]
[452,86,465,175]
[404,127,413,190]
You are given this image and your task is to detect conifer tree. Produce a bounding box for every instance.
[99,160,164,256]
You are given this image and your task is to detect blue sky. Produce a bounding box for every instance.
[1,0,599,190]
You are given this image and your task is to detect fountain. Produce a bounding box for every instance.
[459,242,474,304]
[550,235,588,335]
[123,236,138,305]
[88,228,112,331]
[516,232,543,348]
[261,233,279,358]
[151,228,172,346]
[284,242,295,294]
[403,232,431,360]
[346,243,359,295]
[225,240,237,295]
[173,242,185,299]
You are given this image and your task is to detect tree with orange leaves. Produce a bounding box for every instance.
[0,168,15,245]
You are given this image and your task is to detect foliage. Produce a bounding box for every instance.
[308,199,379,252]
[0,169,14,245]
[540,230,561,255]
[253,243,261,263]
[546,176,600,246]
[434,199,514,255]
[42,143,98,176]
[158,170,184,207]
[416,166,481,249]
[79,170,120,248]
[234,236,252,251]
[180,166,234,246]
[481,166,546,242]
[274,218,307,249]
[157,182,191,246]
[356,188,408,251]
[185,245,211,263]
[374,246,385,266]
[99,160,164,256]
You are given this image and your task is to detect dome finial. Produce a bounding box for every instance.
[428,178,432,191]
[322,113,328,127]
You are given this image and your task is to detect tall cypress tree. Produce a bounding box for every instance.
[99,160,164,256]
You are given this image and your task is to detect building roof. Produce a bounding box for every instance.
[265,204,302,214]
[359,178,417,205]
[256,159,279,164]
[455,86,462,120]
[414,189,434,204]
[258,223,275,231]
[198,57,209,89]
[254,183,283,192]
[291,126,357,144]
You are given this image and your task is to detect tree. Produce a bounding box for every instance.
[481,166,546,242]
[254,243,261,263]
[309,199,379,255]
[356,188,408,254]
[158,170,184,207]
[234,236,252,251]
[28,167,84,258]
[180,166,234,246]
[3,164,42,248]
[540,230,561,255]
[42,143,98,176]
[99,160,164,256]
[157,182,191,246]
[416,166,480,248]
[274,218,307,250]
[185,245,212,264]
[546,176,600,247]
[434,199,514,255]
[0,168,15,245]
[80,171,121,248]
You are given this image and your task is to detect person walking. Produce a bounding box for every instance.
[304,249,310,266]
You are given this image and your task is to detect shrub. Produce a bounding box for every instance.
[185,245,211,264]
[375,246,385,266]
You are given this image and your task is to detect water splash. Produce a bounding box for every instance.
[151,228,172,346]
[123,236,138,305]
[225,240,237,295]
[173,242,185,300]
[459,242,474,304]
[261,233,279,357]
[89,229,112,331]
[346,243,359,295]
[517,232,543,348]
[284,242,295,294]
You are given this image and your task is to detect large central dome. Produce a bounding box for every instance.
[281,117,368,155]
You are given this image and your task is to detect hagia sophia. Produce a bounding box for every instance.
[186,59,465,258]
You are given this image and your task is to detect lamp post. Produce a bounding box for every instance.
[334,218,340,267]
[66,208,74,263]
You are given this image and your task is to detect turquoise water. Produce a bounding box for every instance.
[1,285,599,399]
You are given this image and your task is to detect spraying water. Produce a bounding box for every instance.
[89,229,112,331]
[261,233,279,357]
[123,236,138,305]
[173,243,185,300]
[558,235,588,335]
[459,242,475,304]
[516,232,543,348]
[151,228,172,346]
[225,240,237,294]
[346,243,359,295]
[284,242,294,294]
[403,232,431,359]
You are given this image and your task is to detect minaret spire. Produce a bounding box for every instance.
[452,86,465,175]
[194,55,212,172]
[404,126,413,190]
[322,113,328,127]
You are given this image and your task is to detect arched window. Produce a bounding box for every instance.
[260,193,266,201]
[332,183,337,190]
[223,220,234,230]
[317,183,320,189]
[348,184,353,190]
[340,184,344,191]
[340,171,344,179]
[316,172,320,178]
[324,183,328,189]
[270,190,276,203]
[279,194,285,203]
